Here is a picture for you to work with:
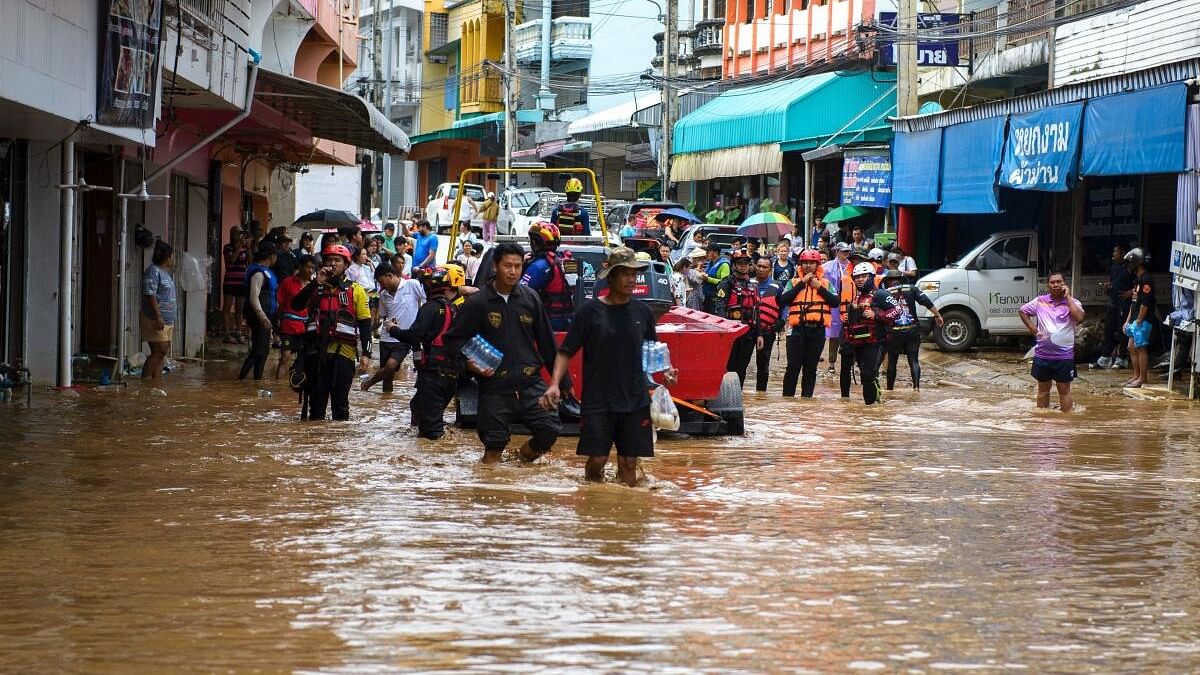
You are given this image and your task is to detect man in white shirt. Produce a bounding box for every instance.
[361,264,426,393]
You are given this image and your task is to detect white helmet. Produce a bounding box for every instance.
[868,247,885,261]
[852,262,876,277]
[1124,247,1146,265]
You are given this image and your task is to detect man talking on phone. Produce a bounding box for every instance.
[1019,272,1085,412]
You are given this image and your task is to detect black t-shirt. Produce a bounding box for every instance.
[559,298,657,413]
[1132,272,1157,318]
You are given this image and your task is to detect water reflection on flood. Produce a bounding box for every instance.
[2,362,1200,672]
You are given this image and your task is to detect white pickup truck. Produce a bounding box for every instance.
[916,229,1167,352]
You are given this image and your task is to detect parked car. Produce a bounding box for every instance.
[425,182,487,233]
[497,187,551,236]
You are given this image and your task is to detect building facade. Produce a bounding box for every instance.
[0,0,408,386]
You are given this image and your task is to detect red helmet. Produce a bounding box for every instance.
[321,244,353,262]
[528,221,561,250]
[798,249,823,263]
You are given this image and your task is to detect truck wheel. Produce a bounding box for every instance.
[934,309,978,352]
[709,372,745,436]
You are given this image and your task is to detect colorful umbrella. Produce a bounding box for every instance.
[737,211,793,242]
[822,204,870,223]
[653,207,702,223]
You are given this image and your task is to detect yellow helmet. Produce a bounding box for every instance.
[564,177,584,194]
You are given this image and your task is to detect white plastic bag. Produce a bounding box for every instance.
[650,386,680,431]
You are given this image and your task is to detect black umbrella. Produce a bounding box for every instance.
[293,209,361,229]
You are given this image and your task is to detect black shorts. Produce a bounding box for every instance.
[379,341,411,366]
[1032,357,1076,383]
[577,406,654,458]
[279,333,305,352]
[222,284,246,299]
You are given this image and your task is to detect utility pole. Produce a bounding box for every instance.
[372,0,384,219]
[382,0,395,223]
[503,0,515,183]
[661,0,677,198]
[896,0,918,117]
[536,0,554,111]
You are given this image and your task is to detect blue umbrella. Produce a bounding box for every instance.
[653,207,702,223]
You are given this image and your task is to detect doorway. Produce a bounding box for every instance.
[0,140,26,363]
[80,153,116,354]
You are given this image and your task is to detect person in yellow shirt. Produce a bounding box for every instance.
[289,244,373,421]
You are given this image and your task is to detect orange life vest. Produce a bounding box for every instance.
[787,278,834,327]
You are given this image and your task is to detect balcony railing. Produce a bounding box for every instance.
[163,0,225,46]
[460,67,504,107]
[693,23,723,54]
[965,0,1053,69]
[513,17,593,64]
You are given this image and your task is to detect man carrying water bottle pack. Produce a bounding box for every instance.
[445,242,561,464]
[542,247,679,487]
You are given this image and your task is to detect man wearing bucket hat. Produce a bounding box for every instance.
[542,247,678,487]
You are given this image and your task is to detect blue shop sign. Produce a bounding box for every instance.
[878,13,961,67]
[841,150,892,208]
[1000,102,1082,192]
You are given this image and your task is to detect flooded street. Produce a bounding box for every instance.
[3,362,1200,672]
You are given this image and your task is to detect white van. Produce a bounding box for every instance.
[918,230,1172,351]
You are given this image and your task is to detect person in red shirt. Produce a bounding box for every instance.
[274,254,315,380]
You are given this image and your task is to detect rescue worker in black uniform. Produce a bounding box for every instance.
[291,244,373,421]
[776,248,840,397]
[880,269,943,391]
[840,261,902,405]
[444,242,561,465]
[713,247,761,385]
[387,265,465,439]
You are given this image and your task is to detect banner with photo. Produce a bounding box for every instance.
[97,0,164,128]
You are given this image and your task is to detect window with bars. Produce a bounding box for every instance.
[429,12,448,50]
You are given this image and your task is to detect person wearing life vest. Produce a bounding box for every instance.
[822,242,854,374]
[881,270,943,391]
[752,256,784,393]
[521,221,576,331]
[777,248,841,398]
[275,254,315,381]
[237,242,279,382]
[386,265,464,440]
[839,261,902,405]
[698,243,731,312]
[714,247,761,385]
[290,243,373,421]
[550,177,591,236]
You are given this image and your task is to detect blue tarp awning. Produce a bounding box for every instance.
[891,128,942,205]
[1000,102,1083,192]
[1081,83,1188,176]
[939,116,1007,214]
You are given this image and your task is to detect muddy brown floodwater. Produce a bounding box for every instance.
[3,361,1200,673]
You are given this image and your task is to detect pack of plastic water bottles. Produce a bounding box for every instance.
[462,335,503,372]
[641,341,672,374]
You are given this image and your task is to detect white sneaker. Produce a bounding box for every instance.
[1112,358,1129,369]
[150,388,167,397]
[1095,356,1112,369]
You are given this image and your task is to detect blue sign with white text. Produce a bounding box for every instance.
[878,13,961,67]
[841,151,893,208]
[1000,103,1083,192]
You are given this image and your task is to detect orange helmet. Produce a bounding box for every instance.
[798,249,823,263]
[321,244,353,262]
[528,221,561,250]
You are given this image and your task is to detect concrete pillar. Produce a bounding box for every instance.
[57,141,75,388]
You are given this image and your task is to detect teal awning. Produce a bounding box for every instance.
[410,110,544,145]
[672,71,897,155]
[452,110,542,129]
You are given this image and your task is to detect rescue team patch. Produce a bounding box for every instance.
[519,313,533,325]
[488,311,502,327]
[523,365,538,377]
